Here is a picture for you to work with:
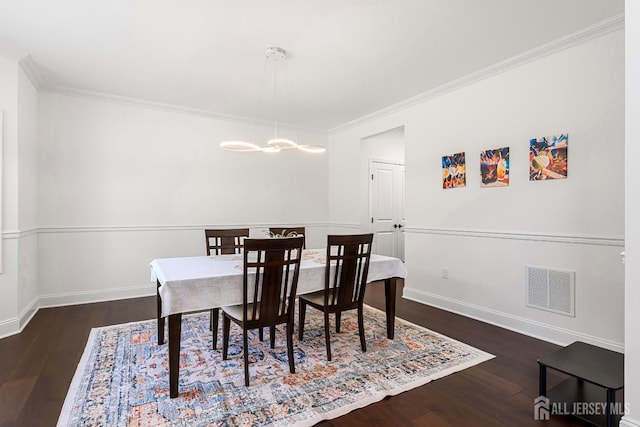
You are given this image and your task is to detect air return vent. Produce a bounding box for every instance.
[526,266,575,317]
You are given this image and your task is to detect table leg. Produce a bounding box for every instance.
[606,388,615,427]
[539,363,547,396]
[169,313,182,398]
[384,277,399,339]
[157,280,164,345]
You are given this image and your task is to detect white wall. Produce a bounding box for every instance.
[17,66,39,322]
[329,29,625,350]
[623,0,640,425]
[35,93,329,303]
[0,55,19,333]
[0,59,37,336]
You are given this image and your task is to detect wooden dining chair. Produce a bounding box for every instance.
[268,227,306,249]
[205,228,249,256]
[205,228,250,349]
[221,236,304,386]
[298,233,374,361]
[264,227,306,343]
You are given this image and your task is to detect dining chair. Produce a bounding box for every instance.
[298,233,374,361]
[205,228,249,256]
[221,236,304,386]
[205,228,250,350]
[264,227,306,344]
[268,227,306,249]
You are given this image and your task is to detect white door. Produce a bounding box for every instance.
[370,160,405,260]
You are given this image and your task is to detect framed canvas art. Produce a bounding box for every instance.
[530,134,568,180]
[480,147,509,187]
[442,152,466,189]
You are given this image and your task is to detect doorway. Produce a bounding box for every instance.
[361,127,405,260]
[370,160,405,260]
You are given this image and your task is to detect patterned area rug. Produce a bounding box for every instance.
[58,306,493,426]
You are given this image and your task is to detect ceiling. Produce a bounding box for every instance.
[0,0,624,131]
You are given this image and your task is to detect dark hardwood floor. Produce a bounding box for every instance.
[0,282,582,426]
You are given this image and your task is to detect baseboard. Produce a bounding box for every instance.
[18,297,39,331]
[0,317,20,339]
[0,297,39,339]
[403,286,624,353]
[38,284,156,309]
[0,285,156,339]
[621,417,640,427]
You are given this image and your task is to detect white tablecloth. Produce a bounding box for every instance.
[151,249,408,317]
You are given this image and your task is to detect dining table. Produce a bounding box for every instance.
[151,248,408,398]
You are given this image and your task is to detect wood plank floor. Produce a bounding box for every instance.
[0,282,583,426]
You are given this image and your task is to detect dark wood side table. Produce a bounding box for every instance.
[538,341,624,427]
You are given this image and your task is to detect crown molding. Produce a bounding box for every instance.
[11,13,626,140]
[18,55,45,90]
[15,14,623,137]
[328,13,625,135]
[40,85,327,135]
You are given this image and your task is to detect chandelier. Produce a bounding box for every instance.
[220,47,325,154]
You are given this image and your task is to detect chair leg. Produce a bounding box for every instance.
[286,320,295,374]
[259,328,264,341]
[222,315,231,360]
[243,329,250,386]
[298,300,307,340]
[211,308,219,350]
[270,326,276,349]
[335,311,341,333]
[358,305,366,352]
[324,311,332,361]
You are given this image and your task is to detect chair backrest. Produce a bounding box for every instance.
[268,227,306,248]
[324,234,374,308]
[205,228,250,255]
[243,236,304,323]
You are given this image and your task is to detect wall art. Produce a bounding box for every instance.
[529,134,568,180]
[480,147,509,187]
[442,152,466,189]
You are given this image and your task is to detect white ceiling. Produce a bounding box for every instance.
[0,0,624,131]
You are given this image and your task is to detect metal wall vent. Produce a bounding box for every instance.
[526,266,575,317]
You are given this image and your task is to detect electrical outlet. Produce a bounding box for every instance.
[442,268,449,279]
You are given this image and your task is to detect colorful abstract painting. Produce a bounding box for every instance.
[529,134,568,180]
[480,147,509,187]
[442,152,466,189]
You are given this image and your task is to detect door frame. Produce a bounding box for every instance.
[368,157,405,258]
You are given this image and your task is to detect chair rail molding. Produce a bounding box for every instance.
[404,227,624,247]
[2,222,337,237]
